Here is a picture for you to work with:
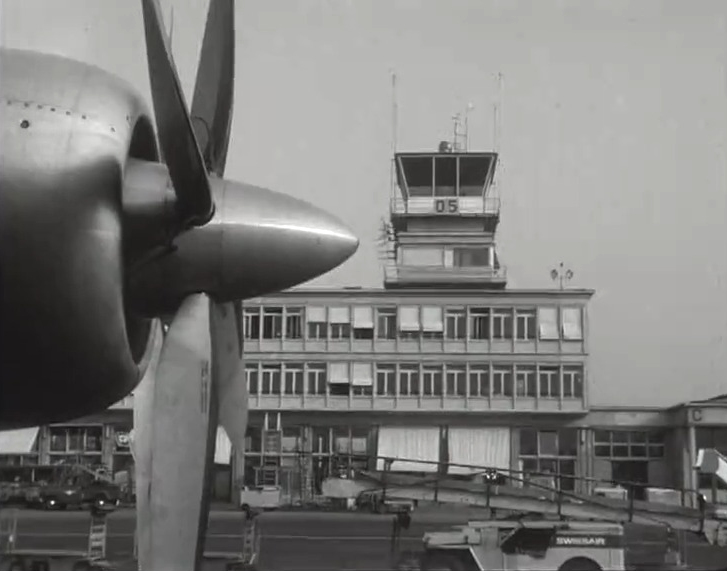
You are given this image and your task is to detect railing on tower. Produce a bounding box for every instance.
[383,263,507,285]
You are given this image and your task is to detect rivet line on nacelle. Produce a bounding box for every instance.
[3,97,128,135]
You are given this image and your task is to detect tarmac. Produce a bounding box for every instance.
[1,506,726,570]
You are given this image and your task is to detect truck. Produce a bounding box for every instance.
[398,519,627,571]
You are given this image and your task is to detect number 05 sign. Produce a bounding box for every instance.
[434,198,458,213]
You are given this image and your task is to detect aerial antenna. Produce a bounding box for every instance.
[390,70,399,198]
[493,72,503,152]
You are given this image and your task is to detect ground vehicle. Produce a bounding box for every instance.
[356,489,415,514]
[25,475,121,511]
[406,519,626,571]
[239,485,282,515]
[325,448,727,570]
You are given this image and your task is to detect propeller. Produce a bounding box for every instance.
[133,1,248,569]
[140,0,214,229]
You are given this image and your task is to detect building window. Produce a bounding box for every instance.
[376,364,396,396]
[515,309,536,341]
[330,322,351,340]
[519,428,578,491]
[469,365,489,397]
[421,366,444,396]
[329,307,351,341]
[246,364,259,395]
[398,366,420,396]
[243,308,260,340]
[453,247,489,267]
[307,364,327,395]
[261,365,282,395]
[539,366,560,398]
[445,309,466,339]
[446,366,467,396]
[351,362,374,396]
[695,428,727,493]
[493,365,513,397]
[562,366,584,398]
[328,362,350,396]
[516,366,537,397]
[594,431,665,459]
[261,307,283,339]
[308,322,327,339]
[352,306,374,340]
[306,306,327,340]
[469,308,490,340]
[282,427,301,453]
[283,364,304,395]
[421,306,444,340]
[492,309,513,340]
[48,426,103,455]
[285,308,303,339]
[537,307,559,340]
[376,308,397,339]
[561,307,583,340]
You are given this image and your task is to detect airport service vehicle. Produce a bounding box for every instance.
[410,519,626,571]
[325,447,727,570]
[239,485,282,515]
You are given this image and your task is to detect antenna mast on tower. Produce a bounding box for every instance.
[390,70,399,198]
[492,72,504,191]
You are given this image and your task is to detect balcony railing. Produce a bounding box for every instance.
[107,393,585,414]
[390,196,500,217]
[384,263,507,285]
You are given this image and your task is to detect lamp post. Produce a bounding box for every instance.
[550,262,574,290]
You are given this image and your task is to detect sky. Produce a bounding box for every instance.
[2,0,727,407]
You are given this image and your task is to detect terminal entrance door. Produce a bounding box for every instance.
[612,460,649,501]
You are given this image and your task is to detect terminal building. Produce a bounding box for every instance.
[1,138,726,506]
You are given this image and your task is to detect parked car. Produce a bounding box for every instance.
[26,477,121,511]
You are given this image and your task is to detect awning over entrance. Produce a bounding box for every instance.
[377,426,440,472]
[0,427,40,455]
[448,427,510,475]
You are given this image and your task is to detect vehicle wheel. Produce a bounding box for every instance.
[558,557,602,571]
[421,551,466,571]
[6,558,27,571]
[241,504,251,518]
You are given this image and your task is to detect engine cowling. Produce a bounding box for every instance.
[0,49,160,428]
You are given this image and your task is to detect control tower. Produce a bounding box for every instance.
[382,135,505,289]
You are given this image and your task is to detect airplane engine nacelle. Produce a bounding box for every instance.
[0,50,161,428]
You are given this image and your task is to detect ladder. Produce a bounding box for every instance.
[87,511,108,561]
[259,412,281,487]
[241,513,259,565]
[323,450,727,547]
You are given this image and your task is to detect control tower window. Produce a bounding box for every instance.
[400,156,433,197]
[434,156,457,197]
[459,156,491,197]
[453,247,489,267]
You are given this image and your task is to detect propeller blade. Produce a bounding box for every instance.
[134,294,217,571]
[190,0,235,177]
[210,301,247,456]
[140,0,215,228]
[130,319,163,563]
